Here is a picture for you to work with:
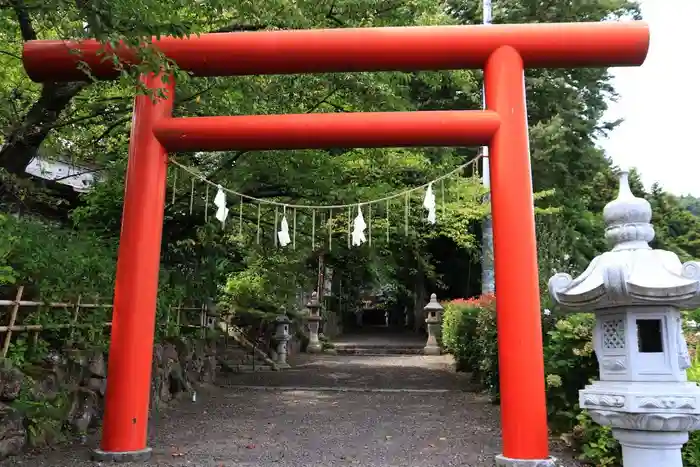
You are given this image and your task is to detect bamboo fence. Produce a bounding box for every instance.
[0,287,214,358]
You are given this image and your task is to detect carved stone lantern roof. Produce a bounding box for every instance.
[275,311,292,324]
[424,293,443,313]
[549,171,700,311]
[306,291,320,309]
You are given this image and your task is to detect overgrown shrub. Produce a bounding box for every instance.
[473,295,498,400]
[544,313,597,431]
[440,295,497,400]
[0,214,117,300]
[441,298,482,373]
[571,411,620,467]
[0,214,190,366]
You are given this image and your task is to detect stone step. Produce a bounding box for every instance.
[218,361,275,373]
[334,346,425,356]
[217,345,275,372]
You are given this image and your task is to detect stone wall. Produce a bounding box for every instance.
[0,336,219,461]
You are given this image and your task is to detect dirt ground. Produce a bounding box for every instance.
[3,354,580,467]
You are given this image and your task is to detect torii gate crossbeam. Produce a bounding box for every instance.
[21,21,649,465]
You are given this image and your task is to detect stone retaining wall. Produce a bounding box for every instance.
[0,336,220,460]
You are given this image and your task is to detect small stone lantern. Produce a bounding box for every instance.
[203,297,218,330]
[549,171,700,467]
[306,291,323,353]
[273,311,292,369]
[423,293,443,355]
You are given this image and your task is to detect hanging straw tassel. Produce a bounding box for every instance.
[328,209,333,251]
[368,204,372,246]
[189,178,195,215]
[204,185,209,222]
[441,180,446,217]
[277,206,291,247]
[312,209,316,250]
[293,208,297,250]
[213,185,229,227]
[404,192,409,236]
[423,183,436,224]
[386,200,390,243]
[171,167,177,205]
[256,204,261,244]
[238,196,243,236]
[351,204,367,246]
[347,206,352,248]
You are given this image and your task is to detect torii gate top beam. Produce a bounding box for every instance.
[22,22,649,83]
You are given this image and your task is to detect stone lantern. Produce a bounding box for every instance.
[203,297,219,330]
[306,291,323,353]
[549,171,700,467]
[423,293,443,355]
[273,310,292,369]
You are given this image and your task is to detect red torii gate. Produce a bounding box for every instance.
[22,22,649,464]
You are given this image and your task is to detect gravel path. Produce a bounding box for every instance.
[4,354,580,467]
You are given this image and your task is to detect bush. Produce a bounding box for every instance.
[473,295,498,400]
[441,298,482,373]
[441,295,498,399]
[544,313,597,431]
[571,411,620,467]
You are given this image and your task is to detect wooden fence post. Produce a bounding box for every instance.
[2,286,25,358]
[68,295,82,346]
[176,303,182,336]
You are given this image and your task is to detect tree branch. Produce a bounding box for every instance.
[0,50,21,60]
[11,0,36,41]
[52,104,130,129]
[213,23,280,33]
[326,1,345,27]
[90,115,131,146]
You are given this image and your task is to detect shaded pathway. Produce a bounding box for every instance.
[222,354,478,392]
[4,355,579,466]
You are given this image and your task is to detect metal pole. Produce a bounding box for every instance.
[481,0,496,295]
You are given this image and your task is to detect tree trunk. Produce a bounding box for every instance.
[0,82,88,175]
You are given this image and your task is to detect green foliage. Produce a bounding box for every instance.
[441,298,481,372]
[647,183,700,262]
[0,216,18,286]
[473,296,499,399]
[544,314,597,432]
[685,428,700,466]
[441,295,498,399]
[10,379,70,447]
[0,214,116,301]
[0,212,191,363]
[572,411,620,467]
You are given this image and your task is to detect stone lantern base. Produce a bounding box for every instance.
[582,380,700,467]
[306,316,323,353]
[423,343,440,356]
[613,429,687,467]
[423,319,441,355]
